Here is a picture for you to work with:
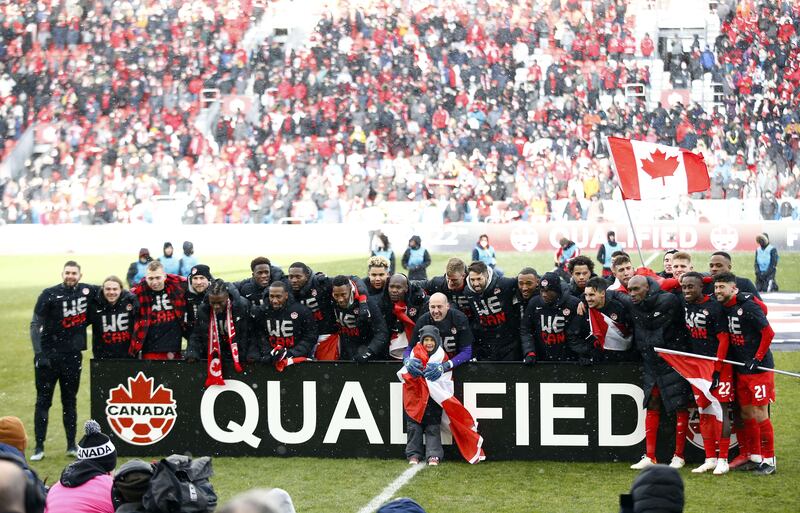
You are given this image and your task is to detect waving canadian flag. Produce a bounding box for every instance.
[607,137,710,200]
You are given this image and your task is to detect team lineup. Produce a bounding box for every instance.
[30,237,777,474]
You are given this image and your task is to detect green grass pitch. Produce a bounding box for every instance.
[0,252,798,512]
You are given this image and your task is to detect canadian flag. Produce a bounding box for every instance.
[588,309,632,351]
[398,344,486,464]
[607,137,710,200]
[659,352,722,422]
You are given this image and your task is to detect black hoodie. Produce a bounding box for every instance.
[333,279,389,360]
[88,289,138,359]
[59,459,110,488]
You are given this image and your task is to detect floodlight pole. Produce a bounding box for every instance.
[603,137,646,268]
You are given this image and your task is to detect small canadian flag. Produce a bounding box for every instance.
[607,137,710,200]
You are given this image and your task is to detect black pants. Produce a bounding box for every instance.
[406,419,443,461]
[34,352,82,449]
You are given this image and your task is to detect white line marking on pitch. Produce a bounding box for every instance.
[644,252,660,266]
[355,463,426,513]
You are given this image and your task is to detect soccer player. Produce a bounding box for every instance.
[401,235,432,280]
[30,261,97,460]
[714,272,776,475]
[250,281,317,364]
[668,252,692,281]
[583,277,637,363]
[331,275,389,361]
[88,276,137,359]
[185,264,213,334]
[625,275,692,470]
[658,249,678,279]
[364,256,391,296]
[520,272,588,363]
[596,231,622,278]
[378,274,428,359]
[466,261,520,361]
[680,272,733,475]
[186,280,251,384]
[159,242,181,275]
[130,260,187,360]
[567,255,596,299]
[286,262,339,360]
[236,257,285,306]
[608,254,635,292]
[409,293,473,370]
[707,251,760,298]
[513,267,541,325]
[420,257,474,318]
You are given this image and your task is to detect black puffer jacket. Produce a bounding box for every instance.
[627,280,691,412]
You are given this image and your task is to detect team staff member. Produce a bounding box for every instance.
[126,248,152,287]
[159,242,181,275]
[408,293,473,371]
[680,272,733,475]
[520,272,588,363]
[236,256,285,306]
[88,276,137,359]
[596,231,621,278]
[287,262,340,360]
[715,272,777,475]
[465,261,520,361]
[401,235,431,280]
[130,261,187,359]
[250,281,317,364]
[30,261,97,460]
[331,275,389,361]
[625,275,692,471]
[420,258,474,319]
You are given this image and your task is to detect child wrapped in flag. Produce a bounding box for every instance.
[398,325,485,465]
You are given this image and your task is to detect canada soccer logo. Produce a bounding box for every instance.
[105,372,177,446]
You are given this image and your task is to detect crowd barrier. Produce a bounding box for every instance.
[91,360,725,462]
[2,220,798,256]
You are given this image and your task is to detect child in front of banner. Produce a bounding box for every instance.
[402,326,444,466]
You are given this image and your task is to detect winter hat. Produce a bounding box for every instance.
[139,248,150,258]
[183,241,194,255]
[0,416,27,452]
[376,498,427,513]
[163,241,173,251]
[113,459,154,503]
[417,325,442,353]
[190,264,212,281]
[539,272,562,294]
[77,420,117,472]
[630,464,684,513]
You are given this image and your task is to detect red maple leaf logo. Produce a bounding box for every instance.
[640,149,679,185]
[109,372,174,404]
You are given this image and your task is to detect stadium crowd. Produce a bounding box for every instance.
[0,0,799,224]
[28,230,780,476]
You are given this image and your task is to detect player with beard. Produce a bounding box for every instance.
[705,251,760,298]
[30,261,98,460]
[714,272,776,475]
[250,281,317,365]
[378,274,428,359]
[331,275,389,361]
[465,261,520,361]
[567,256,596,299]
[88,276,137,359]
[625,275,692,470]
[364,256,391,297]
[235,257,286,307]
[420,258,474,319]
[130,260,187,360]
[583,277,637,363]
[679,272,733,475]
[286,262,340,360]
[186,279,251,385]
[408,293,473,373]
[513,268,541,323]
[521,272,589,363]
[185,264,213,333]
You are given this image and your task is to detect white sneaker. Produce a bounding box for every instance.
[30,450,45,461]
[691,458,718,473]
[713,459,729,475]
[669,456,685,469]
[630,456,656,470]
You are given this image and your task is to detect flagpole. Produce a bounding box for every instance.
[655,347,800,378]
[603,136,646,268]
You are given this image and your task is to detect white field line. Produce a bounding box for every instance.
[644,252,660,267]
[355,463,427,513]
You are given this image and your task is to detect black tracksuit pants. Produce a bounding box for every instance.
[34,352,82,449]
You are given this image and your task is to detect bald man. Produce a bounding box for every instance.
[626,275,691,470]
[407,292,473,369]
[0,459,27,513]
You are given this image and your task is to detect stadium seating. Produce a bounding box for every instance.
[0,0,797,224]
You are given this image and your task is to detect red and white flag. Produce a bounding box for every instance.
[607,137,710,200]
[588,309,632,351]
[398,344,486,464]
[659,352,722,421]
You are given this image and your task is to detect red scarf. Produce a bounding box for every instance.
[392,301,416,341]
[205,299,242,387]
[130,274,187,355]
